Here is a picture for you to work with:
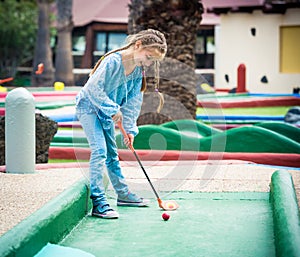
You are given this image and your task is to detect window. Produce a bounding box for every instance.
[206,36,215,54]
[95,32,106,55]
[196,35,205,54]
[95,32,127,54]
[195,29,215,69]
[280,26,300,73]
[72,35,86,54]
[107,32,127,52]
[196,34,215,54]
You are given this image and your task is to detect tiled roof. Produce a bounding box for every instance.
[72,0,300,27]
[206,0,300,14]
[72,0,220,27]
[72,0,130,26]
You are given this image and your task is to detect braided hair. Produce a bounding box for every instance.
[90,29,167,113]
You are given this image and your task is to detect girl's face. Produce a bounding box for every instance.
[133,41,164,67]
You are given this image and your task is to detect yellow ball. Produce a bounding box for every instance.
[54,81,65,91]
[0,85,7,92]
[201,83,214,93]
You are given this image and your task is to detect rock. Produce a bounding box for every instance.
[0,113,58,165]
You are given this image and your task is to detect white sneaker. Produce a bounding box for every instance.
[92,204,119,219]
[117,192,150,207]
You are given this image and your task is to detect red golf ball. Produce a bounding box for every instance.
[162,212,170,221]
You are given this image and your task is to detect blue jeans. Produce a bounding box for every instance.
[76,110,129,207]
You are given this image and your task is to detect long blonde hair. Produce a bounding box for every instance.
[90,29,167,113]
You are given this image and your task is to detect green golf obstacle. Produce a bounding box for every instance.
[270,170,300,257]
[116,120,300,153]
[51,119,300,153]
[0,180,90,257]
[161,119,221,137]
[255,122,300,144]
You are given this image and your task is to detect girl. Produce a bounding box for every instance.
[75,29,167,219]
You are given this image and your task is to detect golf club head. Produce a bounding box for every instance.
[160,200,179,211]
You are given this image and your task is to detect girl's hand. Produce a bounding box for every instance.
[112,111,122,123]
[124,133,134,147]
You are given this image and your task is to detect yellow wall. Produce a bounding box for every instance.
[280,26,300,73]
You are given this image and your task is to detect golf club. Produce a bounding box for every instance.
[118,121,179,211]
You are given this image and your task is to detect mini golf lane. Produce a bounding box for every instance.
[1,170,299,256]
[60,192,275,257]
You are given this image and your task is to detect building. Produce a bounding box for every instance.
[208,0,300,93]
[72,0,300,93]
[72,0,219,70]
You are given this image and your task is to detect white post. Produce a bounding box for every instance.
[5,87,35,173]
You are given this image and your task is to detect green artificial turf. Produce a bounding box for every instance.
[196,106,291,116]
[60,192,275,257]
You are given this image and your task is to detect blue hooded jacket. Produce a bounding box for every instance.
[76,52,143,136]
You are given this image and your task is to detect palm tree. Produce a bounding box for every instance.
[31,0,54,87]
[128,0,203,125]
[54,0,74,86]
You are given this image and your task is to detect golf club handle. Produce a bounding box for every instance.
[118,121,134,152]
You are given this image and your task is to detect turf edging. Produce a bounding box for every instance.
[270,170,300,257]
[0,179,90,257]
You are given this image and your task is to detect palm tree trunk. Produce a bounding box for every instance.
[128,0,203,125]
[31,0,54,87]
[54,0,74,86]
